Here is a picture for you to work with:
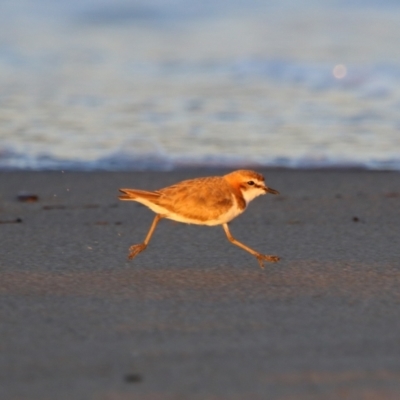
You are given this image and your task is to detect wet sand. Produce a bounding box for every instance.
[1,169,400,400]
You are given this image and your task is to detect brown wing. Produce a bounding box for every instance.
[154,176,234,221]
[119,189,162,201]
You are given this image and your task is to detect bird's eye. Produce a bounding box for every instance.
[247,181,254,185]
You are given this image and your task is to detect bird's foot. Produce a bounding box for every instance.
[256,253,280,269]
[128,243,147,260]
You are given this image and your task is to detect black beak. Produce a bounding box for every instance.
[264,186,279,195]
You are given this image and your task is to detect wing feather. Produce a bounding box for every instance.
[155,176,234,220]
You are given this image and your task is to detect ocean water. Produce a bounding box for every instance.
[1,0,400,170]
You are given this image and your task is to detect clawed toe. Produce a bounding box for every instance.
[128,243,147,260]
[256,253,280,269]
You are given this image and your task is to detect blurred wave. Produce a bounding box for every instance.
[1,0,400,170]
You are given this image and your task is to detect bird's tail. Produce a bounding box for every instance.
[119,189,161,201]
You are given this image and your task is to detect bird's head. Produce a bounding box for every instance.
[224,169,279,204]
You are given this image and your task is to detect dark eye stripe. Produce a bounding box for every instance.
[247,181,254,185]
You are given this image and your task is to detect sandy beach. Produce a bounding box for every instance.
[1,169,400,399]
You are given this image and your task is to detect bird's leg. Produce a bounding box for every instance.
[222,223,280,269]
[128,214,163,260]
